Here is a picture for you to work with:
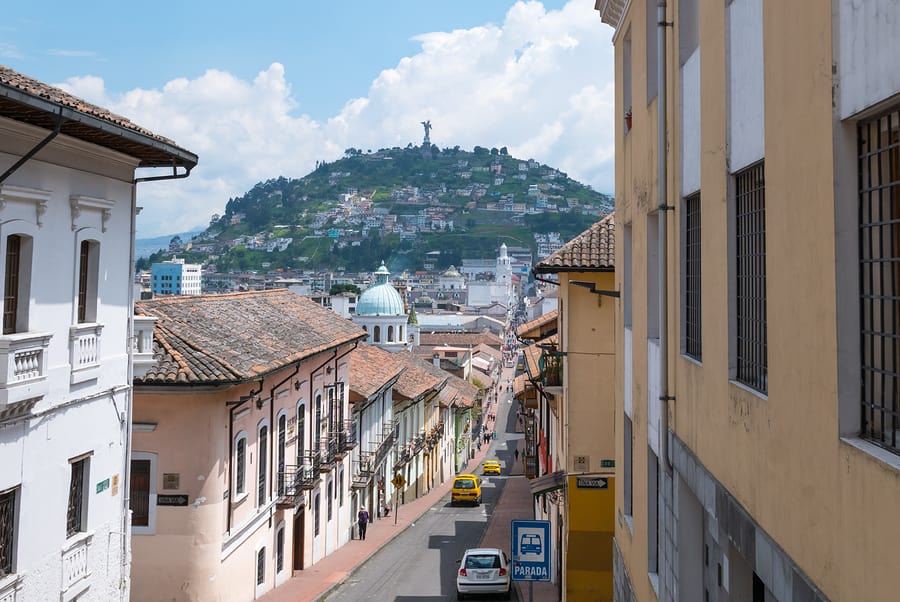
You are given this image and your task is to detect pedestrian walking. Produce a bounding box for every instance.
[357,507,370,540]
[515,448,520,462]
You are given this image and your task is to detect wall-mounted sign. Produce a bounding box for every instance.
[576,477,608,489]
[111,474,119,496]
[96,478,110,494]
[573,455,589,472]
[157,494,189,507]
[163,473,180,490]
[600,459,615,468]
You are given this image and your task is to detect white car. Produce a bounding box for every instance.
[456,547,512,600]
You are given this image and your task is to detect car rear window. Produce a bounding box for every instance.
[455,479,476,489]
[466,554,501,569]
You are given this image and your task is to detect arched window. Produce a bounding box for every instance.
[257,423,268,506]
[315,393,322,444]
[327,480,333,520]
[314,493,321,536]
[3,233,33,334]
[277,414,286,495]
[297,403,306,461]
[388,325,394,342]
[234,432,248,497]
[373,325,381,342]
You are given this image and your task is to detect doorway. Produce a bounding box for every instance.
[292,509,304,571]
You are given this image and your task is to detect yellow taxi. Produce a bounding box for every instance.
[451,474,482,506]
[482,460,502,476]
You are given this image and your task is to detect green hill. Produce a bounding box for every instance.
[136,145,613,274]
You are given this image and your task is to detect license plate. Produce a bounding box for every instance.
[476,572,491,580]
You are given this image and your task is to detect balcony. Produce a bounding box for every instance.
[339,419,358,452]
[132,316,157,378]
[319,437,338,472]
[298,451,321,489]
[352,451,373,489]
[373,427,395,470]
[539,349,563,391]
[61,532,92,602]
[69,323,103,384]
[412,430,426,455]
[0,331,52,405]
[276,464,312,509]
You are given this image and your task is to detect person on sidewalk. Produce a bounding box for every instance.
[515,448,520,462]
[358,507,370,540]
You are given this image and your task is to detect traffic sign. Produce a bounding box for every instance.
[391,473,406,488]
[510,519,551,582]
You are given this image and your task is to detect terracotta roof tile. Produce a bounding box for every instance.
[418,332,503,349]
[534,213,615,273]
[516,310,558,339]
[135,290,366,384]
[349,343,406,401]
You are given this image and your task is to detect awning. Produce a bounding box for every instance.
[529,470,567,496]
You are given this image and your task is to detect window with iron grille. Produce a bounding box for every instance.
[3,235,21,335]
[235,435,247,496]
[0,487,16,577]
[276,526,284,573]
[67,458,87,537]
[683,192,702,360]
[327,481,333,520]
[859,107,900,454]
[258,426,268,507]
[256,547,265,585]
[277,415,286,496]
[77,240,99,323]
[130,459,151,527]
[734,161,768,393]
[314,493,320,536]
[297,403,306,460]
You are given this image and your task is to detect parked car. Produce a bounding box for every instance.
[482,460,502,475]
[456,547,511,600]
[451,474,482,506]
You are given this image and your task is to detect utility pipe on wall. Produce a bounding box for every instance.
[657,0,672,472]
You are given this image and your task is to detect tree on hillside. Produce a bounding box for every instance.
[330,283,361,296]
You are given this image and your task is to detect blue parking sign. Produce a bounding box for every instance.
[510,520,551,582]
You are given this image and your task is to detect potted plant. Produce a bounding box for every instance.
[624,108,633,131]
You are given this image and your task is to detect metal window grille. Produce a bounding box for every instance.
[276,528,284,573]
[327,482,333,520]
[684,192,702,359]
[734,162,768,393]
[314,494,320,536]
[277,416,286,496]
[77,240,89,323]
[66,459,85,537]
[236,438,246,495]
[256,547,265,585]
[257,426,268,507]
[297,407,306,460]
[0,488,15,577]
[3,235,20,335]
[859,107,900,454]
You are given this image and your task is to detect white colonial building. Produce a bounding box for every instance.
[0,66,196,601]
[467,244,514,308]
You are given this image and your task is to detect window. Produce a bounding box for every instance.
[645,0,658,103]
[339,469,344,506]
[623,28,632,133]
[77,240,99,323]
[327,481,333,520]
[314,493,320,536]
[373,325,380,343]
[647,215,660,339]
[67,456,89,537]
[2,234,30,335]
[0,487,17,577]
[734,161,767,393]
[623,224,633,328]
[388,325,394,342]
[256,546,265,585]
[683,192,702,360]
[297,403,306,460]
[859,107,900,454]
[624,415,633,518]
[275,524,284,573]
[647,448,659,575]
[315,394,322,443]
[258,425,268,507]
[130,459,151,527]
[235,433,248,496]
[277,414,286,496]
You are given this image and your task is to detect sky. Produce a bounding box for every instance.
[2,1,615,238]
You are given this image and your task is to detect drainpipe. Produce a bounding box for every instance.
[226,379,264,534]
[268,362,304,502]
[658,0,673,471]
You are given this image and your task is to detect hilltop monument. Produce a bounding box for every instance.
[421,120,432,146]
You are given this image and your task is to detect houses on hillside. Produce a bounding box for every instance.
[0,65,196,602]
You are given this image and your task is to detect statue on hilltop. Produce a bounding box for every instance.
[421,120,432,146]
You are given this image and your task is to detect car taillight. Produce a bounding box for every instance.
[459,568,467,576]
[499,568,507,576]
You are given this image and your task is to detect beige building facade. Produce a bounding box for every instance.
[597,0,900,600]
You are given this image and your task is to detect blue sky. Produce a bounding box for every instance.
[2,1,614,237]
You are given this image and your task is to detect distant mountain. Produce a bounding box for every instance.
[136,145,613,274]
[136,230,203,259]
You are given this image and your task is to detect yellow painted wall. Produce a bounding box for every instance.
[566,476,615,601]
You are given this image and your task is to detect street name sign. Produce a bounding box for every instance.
[510,519,551,582]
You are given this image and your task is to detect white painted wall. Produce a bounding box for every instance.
[681,49,702,195]
[727,0,765,171]
[838,0,900,119]
[0,119,138,602]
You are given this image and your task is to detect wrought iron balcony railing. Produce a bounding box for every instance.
[339,419,358,452]
[276,464,315,508]
[319,437,338,471]
[352,451,373,489]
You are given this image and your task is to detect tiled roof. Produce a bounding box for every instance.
[393,354,448,401]
[349,343,406,401]
[473,343,502,362]
[516,310,559,339]
[135,290,366,384]
[418,332,503,349]
[534,213,615,273]
[0,64,196,169]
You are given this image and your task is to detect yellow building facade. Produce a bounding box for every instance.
[596,0,900,600]
[533,216,617,600]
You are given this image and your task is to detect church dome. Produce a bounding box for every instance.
[356,262,405,316]
[443,265,461,278]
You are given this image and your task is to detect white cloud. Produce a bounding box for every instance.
[46,49,98,58]
[57,0,614,237]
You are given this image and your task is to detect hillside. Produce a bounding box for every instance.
[136,145,613,274]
